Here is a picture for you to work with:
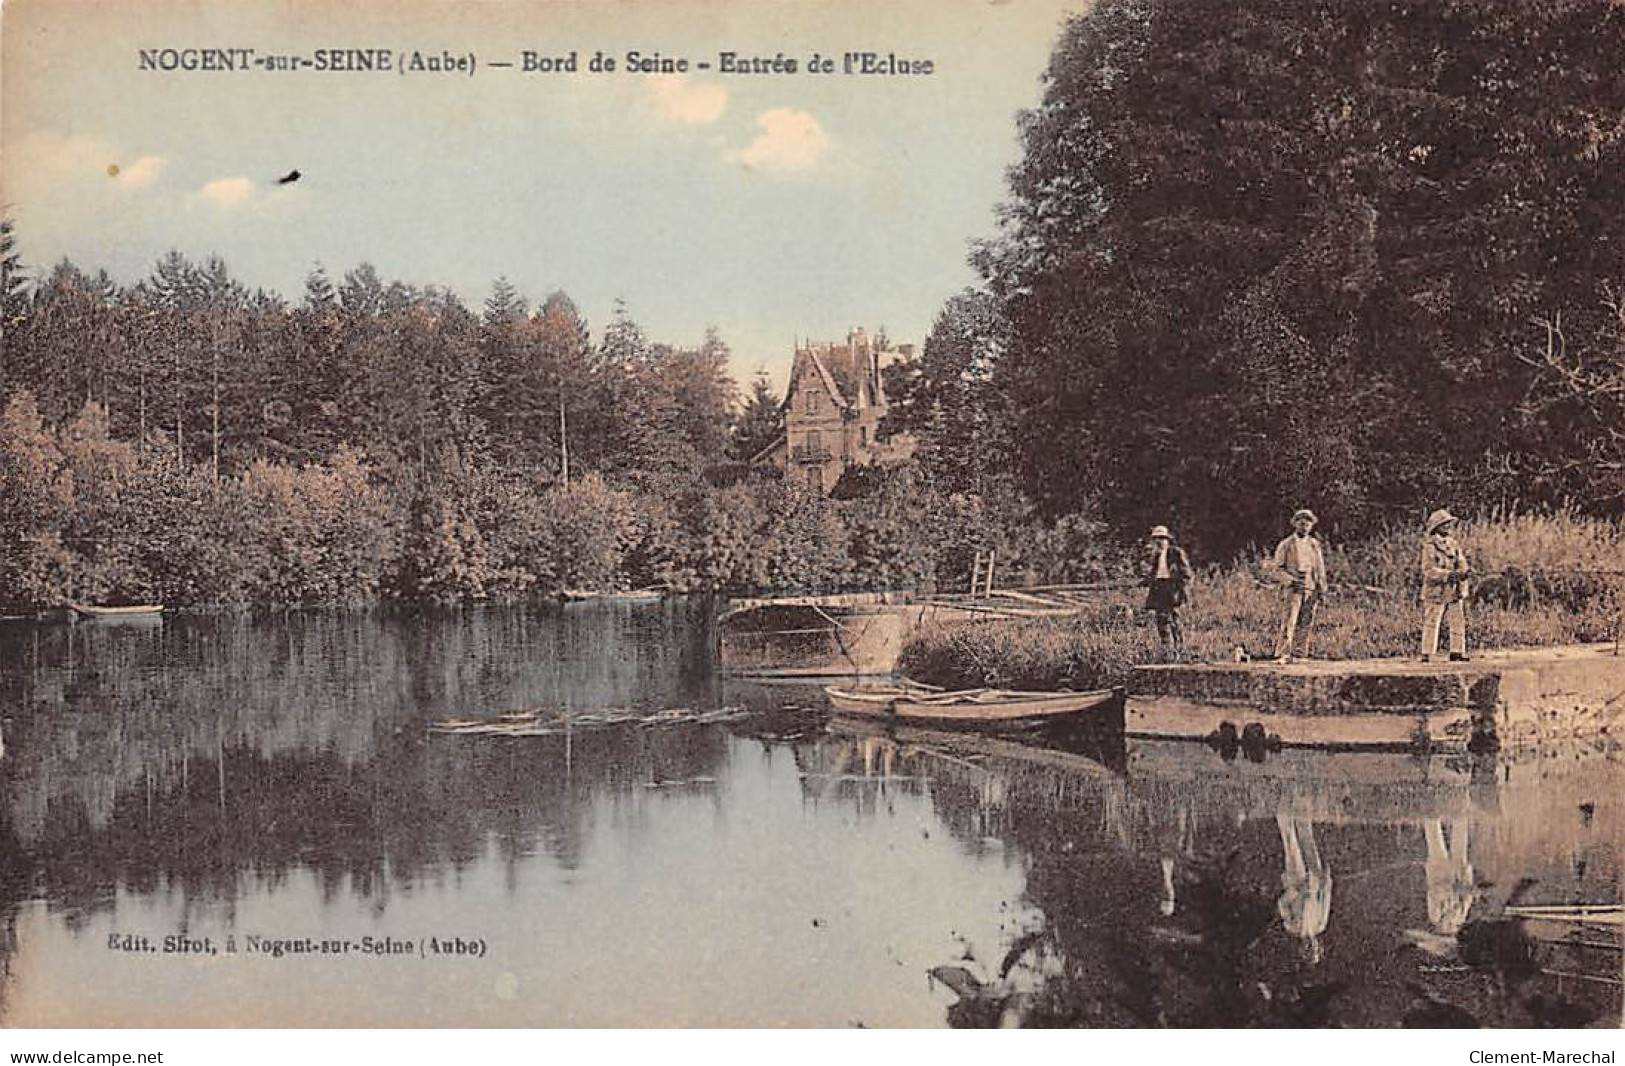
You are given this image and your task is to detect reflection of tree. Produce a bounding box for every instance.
[0,822,26,1024]
[0,604,732,943]
[9,719,729,928]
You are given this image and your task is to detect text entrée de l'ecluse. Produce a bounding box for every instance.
[134,48,935,76]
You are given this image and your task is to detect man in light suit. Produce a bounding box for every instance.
[1271,508,1328,664]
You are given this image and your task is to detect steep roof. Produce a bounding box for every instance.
[795,348,848,409]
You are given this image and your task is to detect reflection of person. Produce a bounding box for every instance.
[1420,509,1471,662]
[1142,525,1193,662]
[1271,509,1328,664]
[1423,818,1477,936]
[1276,814,1332,964]
[1158,803,1197,917]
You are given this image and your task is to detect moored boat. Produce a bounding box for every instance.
[824,677,943,713]
[601,585,668,605]
[719,584,1127,679]
[67,602,164,619]
[719,593,927,678]
[824,682,1124,731]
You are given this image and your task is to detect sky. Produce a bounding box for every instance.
[2,0,1088,389]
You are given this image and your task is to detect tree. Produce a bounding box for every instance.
[662,326,739,463]
[1507,295,1625,510]
[731,370,785,461]
[482,276,527,324]
[597,302,699,496]
[0,217,29,344]
[144,250,207,310]
[979,0,1625,556]
[536,290,595,480]
[339,263,385,317]
[0,391,73,606]
[475,276,551,469]
[302,264,337,312]
[908,290,1020,500]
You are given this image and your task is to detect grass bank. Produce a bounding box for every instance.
[897,513,1624,690]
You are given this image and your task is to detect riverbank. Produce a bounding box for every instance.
[898,514,1623,691]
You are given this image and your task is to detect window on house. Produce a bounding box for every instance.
[806,430,823,451]
[859,426,868,446]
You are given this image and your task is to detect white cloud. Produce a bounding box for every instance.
[730,109,831,173]
[114,156,165,188]
[4,131,166,199]
[645,75,727,124]
[199,177,254,207]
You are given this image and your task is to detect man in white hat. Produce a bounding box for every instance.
[1141,524,1193,661]
[1271,508,1328,663]
[1419,508,1471,661]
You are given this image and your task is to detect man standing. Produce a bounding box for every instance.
[1419,508,1471,662]
[1272,508,1327,663]
[1142,524,1193,662]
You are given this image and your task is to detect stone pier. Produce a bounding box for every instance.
[1128,643,1625,749]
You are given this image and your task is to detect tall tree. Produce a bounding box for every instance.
[980,0,1625,555]
[339,263,385,317]
[662,325,739,462]
[535,291,595,480]
[731,370,785,461]
[910,289,1020,500]
[0,218,28,346]
[302,264,337,312]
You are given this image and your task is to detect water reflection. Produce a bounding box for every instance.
[0,606,1618,1027]
[872,730,1622,1028]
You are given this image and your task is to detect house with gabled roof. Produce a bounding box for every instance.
[751,327,916,494]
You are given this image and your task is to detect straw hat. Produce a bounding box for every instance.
[1426,508,1458,534]
[1149,525,1171,539]
[1291,509,1317,525]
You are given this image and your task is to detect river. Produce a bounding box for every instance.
[0,603,1619,1027]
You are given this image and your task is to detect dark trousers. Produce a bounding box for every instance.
[1147,579,1185,659]
[1155,609,1184,658]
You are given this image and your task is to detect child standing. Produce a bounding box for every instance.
[1420,509,1471,662]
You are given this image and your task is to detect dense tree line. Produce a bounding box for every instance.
[884,0,1625,560]
[0,251,754,482]
[0,243,1105,606]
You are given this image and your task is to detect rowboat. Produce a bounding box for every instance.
[67,603,163,619]
[824,683,1124,731]
[601,586,668,605]
[824,677,944,713]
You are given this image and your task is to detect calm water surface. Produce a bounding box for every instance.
[0,604,1619,1027]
